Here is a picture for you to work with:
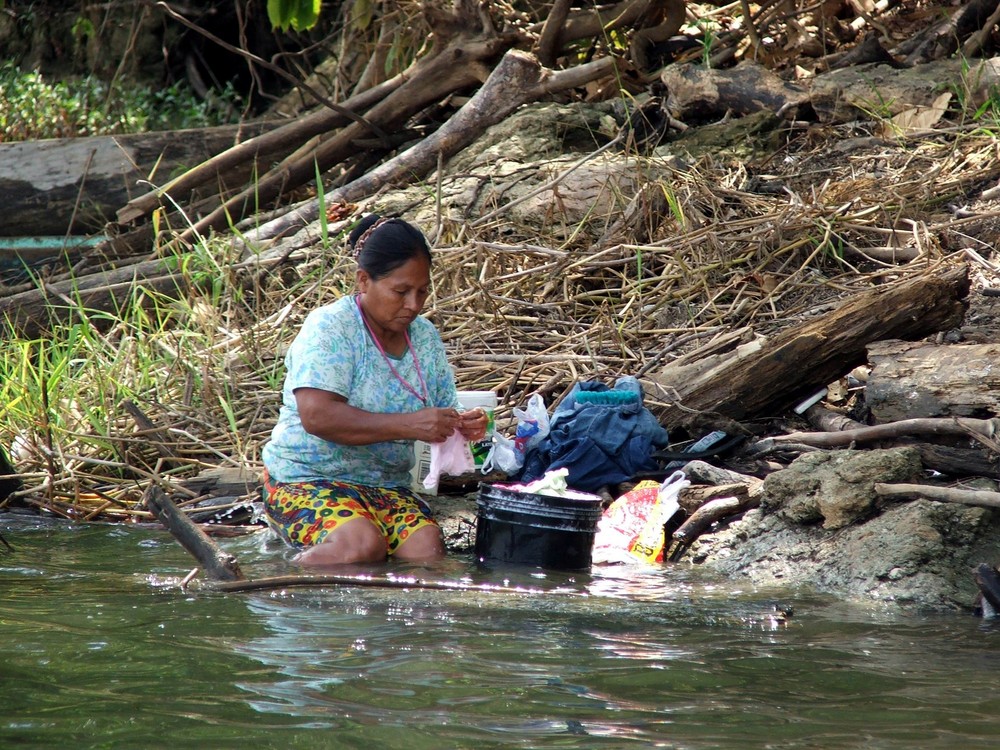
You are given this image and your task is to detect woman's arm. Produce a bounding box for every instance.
[295,387,462,445]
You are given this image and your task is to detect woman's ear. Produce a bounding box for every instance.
[356,268,370,292]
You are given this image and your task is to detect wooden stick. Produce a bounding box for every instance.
[146,486,245,581]
[874,482,1000,509]
[212,573,584,597]
[750,416,1000,452]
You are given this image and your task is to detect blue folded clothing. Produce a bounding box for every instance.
[518,377,669,492]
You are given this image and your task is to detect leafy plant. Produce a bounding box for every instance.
[267,0,322,32]
[0,63,242,142]
[693,19,717,68]
[950,57,1000,129]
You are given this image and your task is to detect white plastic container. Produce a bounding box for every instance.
[457,390,497,466]
[411,391,497,493]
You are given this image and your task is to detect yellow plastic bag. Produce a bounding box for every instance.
[592,472,689,565]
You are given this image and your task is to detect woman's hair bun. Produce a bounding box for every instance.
[348,214,388,258]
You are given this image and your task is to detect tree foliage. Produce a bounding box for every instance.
[266,0,322,32]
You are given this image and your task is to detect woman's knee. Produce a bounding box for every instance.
[394,524,445,561]
[295,518,387,565]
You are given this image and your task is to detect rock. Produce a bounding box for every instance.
[660,60,810,123]
[375,102,681,241]
[761,446,922,529]
[689,497,1000,609]
[686,444,1000,611]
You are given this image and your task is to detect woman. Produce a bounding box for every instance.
[261,215,488,566]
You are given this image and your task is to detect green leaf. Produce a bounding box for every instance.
[352,0,374,31]
[268,0,322,32]
[267,0,292,31]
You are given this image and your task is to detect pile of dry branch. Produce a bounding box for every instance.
[2,0,1000,528]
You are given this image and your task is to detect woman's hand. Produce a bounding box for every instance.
[412,407,464,443]
[457,408,488,442]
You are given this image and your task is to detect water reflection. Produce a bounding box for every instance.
[5,516,1000,748]
[227,556,810,747]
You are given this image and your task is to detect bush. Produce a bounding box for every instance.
[0,63,243,141]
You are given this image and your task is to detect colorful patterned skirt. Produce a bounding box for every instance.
[262,471,439,555]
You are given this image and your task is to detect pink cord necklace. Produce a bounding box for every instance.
[355,294,429,406]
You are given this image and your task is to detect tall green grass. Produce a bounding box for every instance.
[0,230,319,512]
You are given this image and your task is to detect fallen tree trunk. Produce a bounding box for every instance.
[244,51,619,251]
[866,340,1000,422]
[0,122,274,236]
[647,263,970,429]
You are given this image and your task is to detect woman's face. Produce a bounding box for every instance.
[357,255,431,336]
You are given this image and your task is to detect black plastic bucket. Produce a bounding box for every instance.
[474,483,604,570]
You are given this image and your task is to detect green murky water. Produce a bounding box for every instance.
[3,515,999,749]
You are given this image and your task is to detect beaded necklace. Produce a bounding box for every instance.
[355,294,429,406]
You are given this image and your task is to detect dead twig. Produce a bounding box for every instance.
[874,482,1000,510]
[750,417,1000,452]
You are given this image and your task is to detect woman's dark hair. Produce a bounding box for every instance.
[347,214,431,280]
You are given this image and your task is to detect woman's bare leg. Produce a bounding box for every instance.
[294,518,387,566]
[393,524,446,562]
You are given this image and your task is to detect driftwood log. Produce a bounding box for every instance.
[0,122,274,237]
[647,263,969,429]
[866,340,1000,422]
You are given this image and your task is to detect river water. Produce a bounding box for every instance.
[3,515,999,749]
